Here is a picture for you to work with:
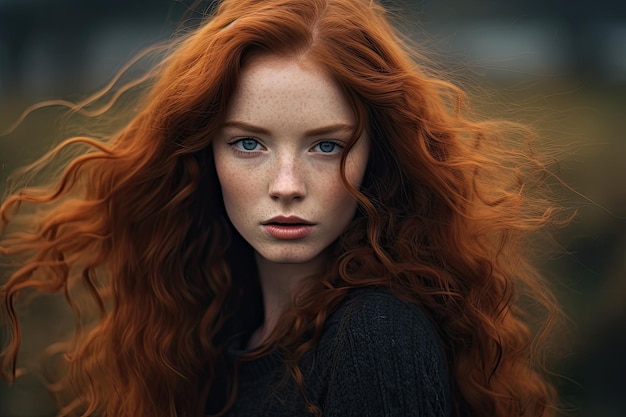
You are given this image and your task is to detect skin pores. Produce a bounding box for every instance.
[212,54,369,281]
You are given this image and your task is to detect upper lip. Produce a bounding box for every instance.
[262,215,314,225]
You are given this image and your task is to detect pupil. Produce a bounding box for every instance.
[320,142,335,152]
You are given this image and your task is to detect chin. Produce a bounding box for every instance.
[256,247,325,265]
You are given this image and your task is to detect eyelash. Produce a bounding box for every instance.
[226,138,344,155]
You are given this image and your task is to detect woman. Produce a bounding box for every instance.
[1,0,567,416]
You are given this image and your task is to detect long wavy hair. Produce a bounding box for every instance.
[1,0,568,416]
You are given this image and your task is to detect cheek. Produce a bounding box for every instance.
[321,148,369,212]
[215,162,254,214]
[344,148,370,190]
[322,178,360,216]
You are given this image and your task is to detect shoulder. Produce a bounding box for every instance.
[338,288,436,334]
[318,288,453,417]
[326,288,442,355]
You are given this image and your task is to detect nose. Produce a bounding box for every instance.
[268,154,306,202]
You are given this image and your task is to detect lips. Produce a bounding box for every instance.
[262,216,315,240]
[262,215,314,226]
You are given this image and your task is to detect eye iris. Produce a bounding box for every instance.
[319,142,335,153]
[241,139,257,150]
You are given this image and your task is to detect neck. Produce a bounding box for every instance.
[248,253,326,349]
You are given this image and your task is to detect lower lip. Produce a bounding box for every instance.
[264,224,314,240]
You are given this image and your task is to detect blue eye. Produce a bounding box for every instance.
[232,138,261,151]
[313,141,341,153]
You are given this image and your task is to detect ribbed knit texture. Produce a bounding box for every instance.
[224,288,452,417]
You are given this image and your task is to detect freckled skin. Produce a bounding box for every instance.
[212,55,370,270]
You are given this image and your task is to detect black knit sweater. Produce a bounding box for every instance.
[222,289,453,417]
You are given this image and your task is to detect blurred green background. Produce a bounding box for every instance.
[0,1,624,416]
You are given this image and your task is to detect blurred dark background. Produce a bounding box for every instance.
[0,0,624,416]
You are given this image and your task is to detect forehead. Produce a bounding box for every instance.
[225,55,354,127]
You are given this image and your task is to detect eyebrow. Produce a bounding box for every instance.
[221,121,354,137]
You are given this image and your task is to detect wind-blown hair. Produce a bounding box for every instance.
[1,0,567,416]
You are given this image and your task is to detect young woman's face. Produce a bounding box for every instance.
[213,54,369,268]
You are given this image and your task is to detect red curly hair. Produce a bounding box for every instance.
[1,0,567,416]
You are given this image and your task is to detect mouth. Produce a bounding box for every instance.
[262,216,314,226]
[265,222,311,226]
[262,219,315,240]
